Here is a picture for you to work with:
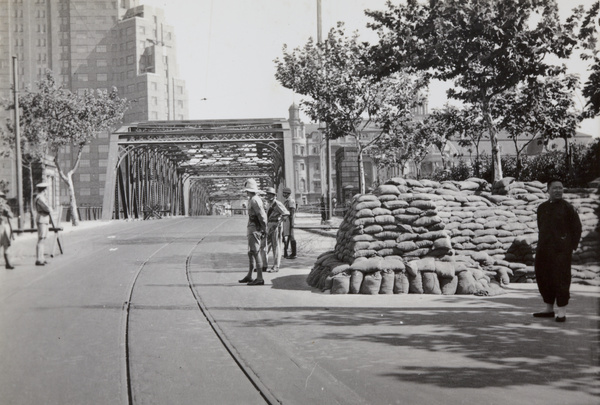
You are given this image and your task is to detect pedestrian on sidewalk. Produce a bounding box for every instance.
[34,182,52,266]
[262,187,289,273]
[0,191,14,269]
[282,187,297,259]
[238,179,267,286]
[533,178,582,323]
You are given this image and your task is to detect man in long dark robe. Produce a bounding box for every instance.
[533,179,582,322]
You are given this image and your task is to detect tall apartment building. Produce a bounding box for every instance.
[0,0,188,209]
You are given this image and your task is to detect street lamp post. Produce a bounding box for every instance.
[12,56,24,229]
[317,0,333,222]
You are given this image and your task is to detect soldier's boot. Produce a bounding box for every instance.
[5,253,14,269]
[283,238,289,258]
[288,241,297,259]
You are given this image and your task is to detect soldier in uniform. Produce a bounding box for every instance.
[262,187,289,273]
[238,179,267,286]
[0,191,15,269]
[35,182,52,266]
[282,187,297,259]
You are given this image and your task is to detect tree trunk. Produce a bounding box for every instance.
[25,163,35,228]
[357,148,365,194]
[483,105,503,182]
[564,134,572,176]
[474,144,481,178]
[66,174,79,226]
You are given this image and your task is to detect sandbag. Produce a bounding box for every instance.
[456,271,477,294]
[440,276,458,295]
[384,200,409,209]
[379,270,395,294]
[415,257,436,272]
[331,273,351,294]
[422,271,442,294]
[393,272,410,294]
[408,271,424,294]
[349,270,364,294]
[373,184,401,196]
[349,257,384,272]
[380,257,406,272]
[331,263,351,275]
[360,272,383,294]
[372,207,392,216]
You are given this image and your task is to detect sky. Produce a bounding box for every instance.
[141,0,600,136]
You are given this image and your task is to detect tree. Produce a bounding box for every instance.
[495,70,580,178]
[367,0,578,182]
[367,119,432,179]
[2,90,50,226]
[421,105,462,170]
[19,72,128,225]
[568,1,600,118]
[443,104,488,178]
[274,23,426,193]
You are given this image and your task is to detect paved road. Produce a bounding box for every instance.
[0,216,598,405]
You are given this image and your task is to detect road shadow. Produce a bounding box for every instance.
[232,291,599,396]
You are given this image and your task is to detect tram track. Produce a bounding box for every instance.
[120,218,281,405]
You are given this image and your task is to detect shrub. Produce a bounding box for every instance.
[430,160,473,182]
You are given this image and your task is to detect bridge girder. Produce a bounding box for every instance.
[102,119,294,219]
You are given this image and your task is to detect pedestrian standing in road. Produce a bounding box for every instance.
[34,182,52,266]
[533,178,582,322]
[320,196,327,225]
[282,187,297,259]
[262,187,289,273]
[0,191,15,269]
[238,178,268,286]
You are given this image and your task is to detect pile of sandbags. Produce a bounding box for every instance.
[307,177,600,294]
[308,252,505,296]
[333,183,452,264]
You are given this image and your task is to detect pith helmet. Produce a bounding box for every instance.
[264,187,276,195]
[242,178,260,193]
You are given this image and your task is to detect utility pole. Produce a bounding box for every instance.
[12,56,24,229]
[317,0,333,222]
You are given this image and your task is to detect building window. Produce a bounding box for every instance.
[99,159,107,167]
[139,26,146,34]
[97,73,107,81]
[78,74,88,82]
[79,174,91,182]
[97,45,107,52]
[151,96,158,105]
[80,188,91,196]
[126,55,134,64]
[150,111,158,119]
[97,59,107,67]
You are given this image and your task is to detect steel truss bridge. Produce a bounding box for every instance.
[101,119,294,220]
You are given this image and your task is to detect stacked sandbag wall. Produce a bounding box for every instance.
[307,177,600,294]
